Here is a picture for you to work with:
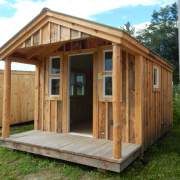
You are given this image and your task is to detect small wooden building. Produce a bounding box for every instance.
[0,8,173,172]
[0,70,34,126]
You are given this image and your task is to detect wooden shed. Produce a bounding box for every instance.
[0,8,173,172]
[0,70,34,126]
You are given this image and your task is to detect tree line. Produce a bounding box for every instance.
[122,3,179,84]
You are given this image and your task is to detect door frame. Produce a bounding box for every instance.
[67,52,94,135]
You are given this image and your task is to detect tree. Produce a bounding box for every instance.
[137,3,179,83]
[122,21,135,36]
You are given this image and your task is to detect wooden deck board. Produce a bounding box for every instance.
[0,130,141,172]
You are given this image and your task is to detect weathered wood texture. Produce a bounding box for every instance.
[35,40,172,149]
[2,59,11,138]
[96,49,136,144]
[0,130,141,172]
[112,44,122,159]
[0,70,35,126]
[22,22,88,48]
[142,57,172,149]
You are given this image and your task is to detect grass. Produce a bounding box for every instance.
[0,86,180,180]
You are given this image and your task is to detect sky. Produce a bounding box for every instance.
[0,0,177,71]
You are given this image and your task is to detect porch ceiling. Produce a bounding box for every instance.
[7,39,72,65]
[7,37,110,65]
[9,41,62,64]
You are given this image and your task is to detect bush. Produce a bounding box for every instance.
[173,84,180,125]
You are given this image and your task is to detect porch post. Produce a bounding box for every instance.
[2,59,11,138]
[112,44,122,159]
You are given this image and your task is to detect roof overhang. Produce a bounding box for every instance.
[0,8,173,71]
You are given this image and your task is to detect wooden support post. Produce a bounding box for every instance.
[93,51,99,138]
[112,44,122,159]
[2,59,11,138]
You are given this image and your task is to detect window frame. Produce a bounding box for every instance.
[103,50,113,98]
[153,65,160,89]
[103,74,112,98]
[70,72,86,97]
[103,49,113,73]
[49,77,60,96]
[48,56,61,97]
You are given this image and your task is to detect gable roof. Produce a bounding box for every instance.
[0,8,172,70]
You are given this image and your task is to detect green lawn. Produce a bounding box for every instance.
[0,86,180,180]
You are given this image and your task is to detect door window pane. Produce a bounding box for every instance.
[70,73,85,96]
[76,74,85,96]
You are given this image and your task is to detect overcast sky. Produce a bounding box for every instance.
[0,0,176,71]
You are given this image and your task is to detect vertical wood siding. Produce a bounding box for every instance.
[0,71,34,126]
[35,44,172,149]
[142,57,172,149]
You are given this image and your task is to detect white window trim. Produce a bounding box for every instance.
[103,74,112,98]
[49,56,61,76]
[49,56,61,96]
[49,77,60,96]
[103,49,112,73]
[153,66,160,89]
[103,50,112,98]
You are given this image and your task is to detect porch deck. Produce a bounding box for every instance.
[0,130,141,172]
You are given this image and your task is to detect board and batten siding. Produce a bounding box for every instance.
[35,43,173,149]
[95,48,137,144]
[142,57,173,149]
[35,46,138,144]
[0,70,35,126]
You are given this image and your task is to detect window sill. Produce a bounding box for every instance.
[99,97,112,102]
[153,87,160,92]
[45,96,62,101]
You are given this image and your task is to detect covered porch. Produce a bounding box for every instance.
[0,130,141,172]
[0,12,143,171]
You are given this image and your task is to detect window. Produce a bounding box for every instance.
[49,57,61,96]
[153,66,160,89]
[70,73,85,96]
[104,51,112,71]
[103,50,112,97]
[104,75,112,96]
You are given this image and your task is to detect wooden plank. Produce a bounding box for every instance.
[40,59,45,130]
[0,71,34,126]
[128,54,135,143]
[125,52,129,142]
[0,130,141,172]
[2,59,11,138]
[112,44,122,159]
[34,64,40,130]
[98,102,106,138]
[50,23,59,43]
[122,51,127,142]
[61,26,70,41]
[105,102,109,139]
[134,55,144,144]
[92,51,99,138]
[50,100,56,132]
[62,54,69,133]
